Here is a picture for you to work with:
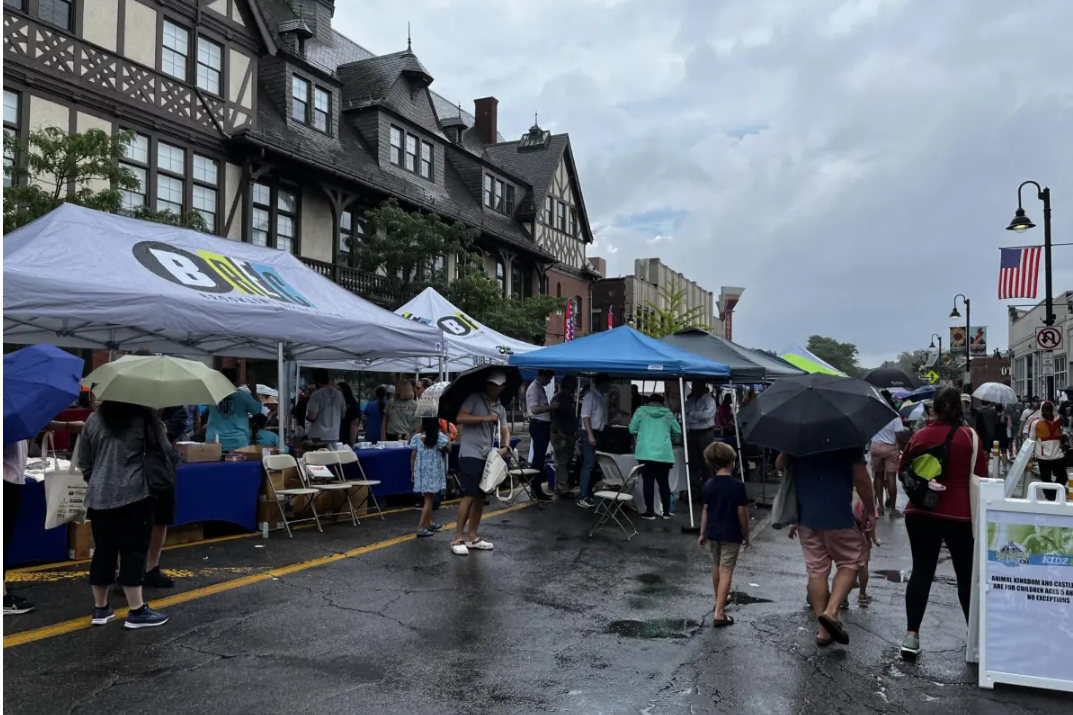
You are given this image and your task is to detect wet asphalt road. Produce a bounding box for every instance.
[3,494,1070,715]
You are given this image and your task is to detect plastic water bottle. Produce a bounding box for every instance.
[261,522,269,539]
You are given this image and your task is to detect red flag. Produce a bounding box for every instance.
[564,299,574,341]
[998,247,1042,299]
[607,305,613,330]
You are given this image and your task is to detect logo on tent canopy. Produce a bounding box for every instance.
[436,312,479,337]
[132,241,314,308]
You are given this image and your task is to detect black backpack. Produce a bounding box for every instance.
[899,424,960,510]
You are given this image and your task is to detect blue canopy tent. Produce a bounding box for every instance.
[509,326,731,531]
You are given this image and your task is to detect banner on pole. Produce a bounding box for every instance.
[950,326,988,356]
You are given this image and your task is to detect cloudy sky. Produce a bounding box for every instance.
[336,0,1073,365]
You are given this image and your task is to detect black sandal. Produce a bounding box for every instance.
[818,614,849,645]
[712,615,735,627]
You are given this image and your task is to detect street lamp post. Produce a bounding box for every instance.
[929,333,943,370]
[1007,182,1055,400]
[951,295,970,391]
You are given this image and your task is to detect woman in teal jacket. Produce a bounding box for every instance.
[629,394,682,519]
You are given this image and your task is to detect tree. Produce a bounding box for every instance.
[3,127,204,234]
[359,199,476,285]
[636,279,711,338]
[806,335,862,376]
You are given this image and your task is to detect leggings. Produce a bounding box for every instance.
[641,460,672,516]
[1038,459,1068,501]
[87,499,155,587]
[905,514,974,632]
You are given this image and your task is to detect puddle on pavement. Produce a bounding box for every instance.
[875,569,908,583]
[605,618,701,639]
[729,592,772,605]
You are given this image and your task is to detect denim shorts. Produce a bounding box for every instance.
[458,457,486,497]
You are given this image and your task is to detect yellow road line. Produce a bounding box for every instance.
[3,501,532,649]
[9,498,464,574]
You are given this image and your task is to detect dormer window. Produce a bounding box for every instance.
[292,75,332,134]
[519,122,551,152]
[484,174,514,215]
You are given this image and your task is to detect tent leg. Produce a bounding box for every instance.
[732,390,746,484]
[277,342,288,447]
[679,376,699,534]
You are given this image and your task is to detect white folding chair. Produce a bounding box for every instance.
[302,450,358,526]
[591,453,641,540]
[263,454,322,538]
[335,449,385,521]
[501,448,543,504]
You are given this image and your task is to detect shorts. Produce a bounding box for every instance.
[869,441,900,474]
[153,489,176,527]
[798,525,866,577]
[458,457,486,497]
[708,541,741,569]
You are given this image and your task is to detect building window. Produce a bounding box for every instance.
[544,197,553,225]
[119,131,149,211]
[484,174,509,214]
[557,201,567,231]
[1054,354,1068,393]
[291,76,310,123]
[313,86,331,132]
[4,0,24,10]
[389,125,403,166]
[592,306,603,332]
[570,207,578,237]
[556,282,562,298]
[3,89,20,189]
[494,180,504,212]
[574,296,583,329]
[511,263,523,300]
[251,181,299,253]
[505,185,515,215]
[156,142,185,214]
[196,37,223,95]
[36,0,71,31]
[339,208,365,256]
[484,174,494,208]
[495,260,506,296]
[420,140,433,179]
[405,134,418,172]
[162,20,190,81]
[191,154,218,231]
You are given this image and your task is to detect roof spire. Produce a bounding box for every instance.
[457,102,462,117]
[407,22,412,52]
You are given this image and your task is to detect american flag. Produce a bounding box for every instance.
[998,247,1042,299]
[564,299,574,341]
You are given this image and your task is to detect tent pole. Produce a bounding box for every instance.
[679,376,699,534]
[277,342,288,448]
[732,390,745,484]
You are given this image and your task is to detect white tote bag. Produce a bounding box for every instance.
[479,419,508,494]
[43,433,88,529]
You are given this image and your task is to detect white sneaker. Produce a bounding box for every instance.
[451,541,469,555]
[465,537,494,551]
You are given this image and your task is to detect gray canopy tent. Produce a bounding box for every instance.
[661,328,805,383]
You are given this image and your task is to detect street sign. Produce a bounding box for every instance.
[1043,353,1055,376]
[1035,326,1062,351]
[924,349,938,368]
[925,370,940,385]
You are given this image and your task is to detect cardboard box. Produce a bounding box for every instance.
[68,520,94,560]
[233,445,280,462]
[163,523,203,546]
[177,442,222,463]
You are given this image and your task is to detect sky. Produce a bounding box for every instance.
[334,0,1073,366]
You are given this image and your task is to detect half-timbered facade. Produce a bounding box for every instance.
[3,0,598,337]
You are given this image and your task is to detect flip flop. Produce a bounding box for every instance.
[858,594,873,605]
[712,615,735,627]
[816,635,834,647]
[817,614,849,645]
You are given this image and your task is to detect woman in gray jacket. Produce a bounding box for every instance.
[78,401,171,629]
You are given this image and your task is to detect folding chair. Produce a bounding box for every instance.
[502,448,543,504]
[302,451,358,526]
[334,449,385,520]
[590,453,641,540]
[263,454,322,538]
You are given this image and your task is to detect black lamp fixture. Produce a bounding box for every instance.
[1006,208,1036,233]
[929,333,943,366]
[951,294,970,391]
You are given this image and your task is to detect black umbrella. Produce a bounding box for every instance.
[737,374,898,457]
[437,364,523,423]
[858,367,921,390]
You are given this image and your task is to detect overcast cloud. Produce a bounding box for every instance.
[336,0,1073,365]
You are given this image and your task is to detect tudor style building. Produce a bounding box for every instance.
[3,0,599,340]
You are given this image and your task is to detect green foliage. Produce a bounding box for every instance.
[636,279,711,338]
[359,199,477,284]
[3,127,204,233]
[806,335,862,376]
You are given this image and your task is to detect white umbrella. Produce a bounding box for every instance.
[973,382,1017,405]
[83,355,237,409]
[905,403,927,422]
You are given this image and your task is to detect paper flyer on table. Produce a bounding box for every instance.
[984,510,1073,682]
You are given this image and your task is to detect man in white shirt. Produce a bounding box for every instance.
[525,371,555,503]
[577,375,610,508]
[304,369,345,443]
[1021,398,1041,440]
[685,381,718,484]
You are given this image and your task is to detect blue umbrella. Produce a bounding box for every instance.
[4,345,85,443]
[904,384,939,403]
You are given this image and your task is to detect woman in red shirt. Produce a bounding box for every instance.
[896,387,987,661]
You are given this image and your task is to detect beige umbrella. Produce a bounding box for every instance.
[82,355,236,409]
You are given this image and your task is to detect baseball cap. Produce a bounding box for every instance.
[486,370,508,386]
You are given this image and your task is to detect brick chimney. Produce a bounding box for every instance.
[474,97,499,145]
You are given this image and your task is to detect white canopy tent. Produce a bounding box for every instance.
[309,287,539,374]
[4,205,445,443]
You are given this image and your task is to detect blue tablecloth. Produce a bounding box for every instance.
[7,479,68,566]
[356,439,522,497]
[174,460,263,531]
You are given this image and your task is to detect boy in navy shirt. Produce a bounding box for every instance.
[698,442,750,626]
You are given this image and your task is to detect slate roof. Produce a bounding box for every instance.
[484,134,568,218]
[338,50,433,108]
